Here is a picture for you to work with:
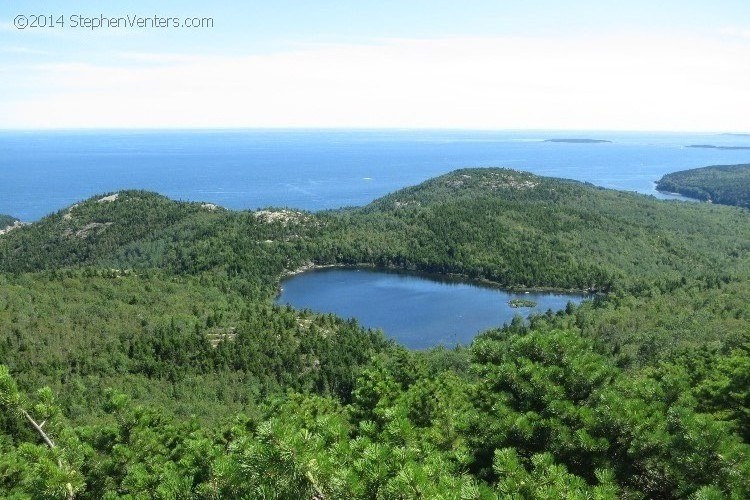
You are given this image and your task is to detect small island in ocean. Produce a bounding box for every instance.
[544,138,612,143]
[687,144,750,150]
[656,164,750,208]
[719,133,750,137]
[508,298,538,308]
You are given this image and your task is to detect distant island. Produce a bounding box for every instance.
[656,164,750,208]
[719,133,750,137]
[544,138,612,144]
[687,144,750,150]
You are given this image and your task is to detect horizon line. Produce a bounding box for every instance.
[0,126,745,135]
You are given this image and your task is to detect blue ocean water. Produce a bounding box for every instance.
[2,129,750,221]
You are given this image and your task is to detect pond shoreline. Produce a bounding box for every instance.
[276,267,588,349]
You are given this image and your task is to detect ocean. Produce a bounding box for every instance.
[2,129,750,221]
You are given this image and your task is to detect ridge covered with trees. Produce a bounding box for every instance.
[1,168,749,498]
[656,164,750,207]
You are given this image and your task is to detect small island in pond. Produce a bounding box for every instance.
[545,138,612,143]
[509,298,538,308]
[656,164,750,208]
[687,144,750,150]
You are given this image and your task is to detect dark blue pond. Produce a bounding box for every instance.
[276,268,587,349]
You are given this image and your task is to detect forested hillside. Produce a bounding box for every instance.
[317,169,749,290]
[656,164,750,207]
[1,169,749,498]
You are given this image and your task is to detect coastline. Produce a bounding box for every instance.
[654,187,701,200]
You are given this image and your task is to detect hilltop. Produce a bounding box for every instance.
[5,169,748,291]
[326,168,749,289]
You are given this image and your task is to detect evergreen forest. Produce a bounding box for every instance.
[656,164,750,208]
[1,168,749,499]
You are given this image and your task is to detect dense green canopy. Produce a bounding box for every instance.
[1,169,749,498]
[656,163,750,208]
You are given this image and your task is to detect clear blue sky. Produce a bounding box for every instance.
[2,0,750,130]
